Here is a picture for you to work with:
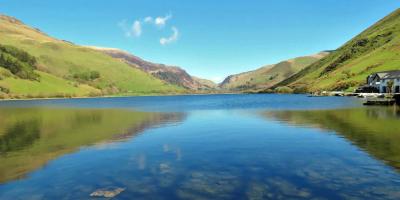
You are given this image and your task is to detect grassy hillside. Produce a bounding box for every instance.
[192,76,218,91]
[89,46,217,91]
[219,52,328,91]
[0,15,184,99]
[275,8,400,92]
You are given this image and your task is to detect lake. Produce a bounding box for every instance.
[1,94,400,199]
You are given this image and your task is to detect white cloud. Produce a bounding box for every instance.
[118,20,142,37]
[118,20,130,37]
[160,26,179,45]
[154,14,172,27]
[132,20,142,37]
[144,16,153,23]
[119,13,178,44]
[143,14,171,28]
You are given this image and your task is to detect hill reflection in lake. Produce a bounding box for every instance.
[1,95,400,200]
[264,107,400,170]
[0,108,186,183]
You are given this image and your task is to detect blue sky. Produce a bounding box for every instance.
[0,0,399,82]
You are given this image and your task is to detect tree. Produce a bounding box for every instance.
[387,80,394,94]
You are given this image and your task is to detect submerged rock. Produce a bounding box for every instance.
[177,171,240,199]
[90,187,125,198]
[159,163,171,174]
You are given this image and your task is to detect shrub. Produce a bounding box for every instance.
[73,70,101,82]
[0,86,10,94]
[0,44,39,80]
[89,70,100,80]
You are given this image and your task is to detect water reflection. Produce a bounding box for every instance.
[264,107,400,170]
[1,120,41,153]
[1,104,400,199]
[0,108,186,183]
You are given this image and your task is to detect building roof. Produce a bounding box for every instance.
[382,70,400,79]
[370,70,400,79]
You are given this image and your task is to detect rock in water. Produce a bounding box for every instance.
[90,187,125,198]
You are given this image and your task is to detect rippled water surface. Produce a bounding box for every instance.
[1,94,400,200]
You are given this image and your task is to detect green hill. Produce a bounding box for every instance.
[0,15,184,99]
[219,52,328,91]
[275,8,400,92]
[88,46,217,91]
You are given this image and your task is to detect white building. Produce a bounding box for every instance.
[367,70,400,93]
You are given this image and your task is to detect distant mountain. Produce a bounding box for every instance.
[192,76,218,90]
[220,52,328,90]
[0,14,187,98]
[88,47,216,91]
[274,8,400,92]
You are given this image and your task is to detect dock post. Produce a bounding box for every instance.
[394,94,400,105]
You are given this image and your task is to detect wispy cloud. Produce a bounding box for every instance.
[132,20,142,37]
[144,16,153,23]
[154,14,172,27]
[119,13,179,45]
[160,26,179,45]
[118,20,142,37]
[143,14,172,28]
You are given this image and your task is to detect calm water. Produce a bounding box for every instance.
[1,94,400,199]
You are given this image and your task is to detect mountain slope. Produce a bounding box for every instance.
[192,76,218,90]
[275,8,400,92]
[220,52,328,90]
[88,46,217,91]
[0,14,184,98]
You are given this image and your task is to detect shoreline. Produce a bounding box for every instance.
[3,91,389,102]
[0,92,245,102]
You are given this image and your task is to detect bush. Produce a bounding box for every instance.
[73,70,101,82]
[274,86,294,94]
[0,86,10,94]
[89,70,100,80]
[0,44,39,80]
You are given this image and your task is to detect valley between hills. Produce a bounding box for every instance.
[0,8,399,99]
